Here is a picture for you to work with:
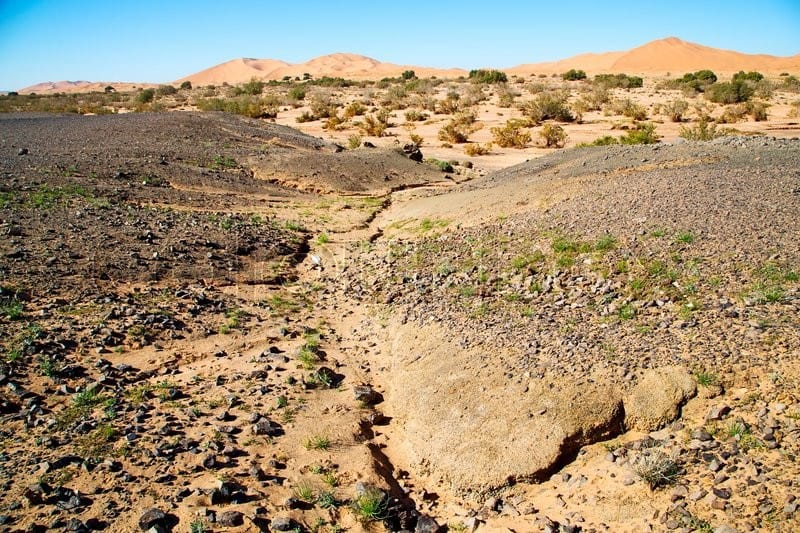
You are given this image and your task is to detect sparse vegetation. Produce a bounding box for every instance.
[633,450,681,489]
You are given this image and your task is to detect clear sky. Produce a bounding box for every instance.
[1,0,799,90]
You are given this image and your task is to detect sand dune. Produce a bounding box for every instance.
[177,52,467,85]
[17,37,800,94]
[18,81,153,95]
[509,37,800,76]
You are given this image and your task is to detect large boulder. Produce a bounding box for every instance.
[624,366,697,431]
[386,323,625,495]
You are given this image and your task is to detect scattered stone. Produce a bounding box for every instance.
[706,404,732,421]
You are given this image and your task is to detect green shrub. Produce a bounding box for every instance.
[680,70,717,92]
[287,86,306,101]
[401,70,416,80]
[732,71,763,83]
[594,73,643,89]
[619,123,658,145]
[240,77,265,95]
[179,80,192,90]
[156,85,177,97]
[678,118,727,140]
[197,95,278,118]
[468,69,508,84]
[706,81,754,104]
[562,69,587,81]
[136,88,155,104]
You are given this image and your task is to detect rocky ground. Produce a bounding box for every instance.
[1,111,799,532]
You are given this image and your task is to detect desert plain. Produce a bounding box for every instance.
[1,37,800,533]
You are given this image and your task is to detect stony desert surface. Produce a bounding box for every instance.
[2,43,800,533]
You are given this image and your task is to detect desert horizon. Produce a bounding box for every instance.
[13,36,800,94]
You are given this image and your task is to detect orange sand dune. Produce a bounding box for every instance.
[177,53,467,85]
[18,81,154,95]
[508,37,800,76]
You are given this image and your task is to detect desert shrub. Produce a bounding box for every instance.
[664,99,689,122]
[608,98,647,120]
[574,86,610,113]
[409,132,423,146]
[594,73,643,89]
[468,69,508,84]
[521,92,575,123]
[620,122,658,144]
[197,95,279,118]
[491,119,531,148]
[287,86,306,101]
[382,84,408,109]
[749,101,769,121]
[136,88,155,104]
[752,79,774,99]
[359,109,391,137]
[496,83,518,108]
[732,71,764,83]
[323,112,346,130]
[240,78,265,95]
[309,94,339,118]
[295,111,315,123]
[679,118,728,140]
[401,70,416,80]
[347,135,362,149]
[463,84,489,106]
[788,100,800,118]
[179,80,192,90]
[782,75,800,92]
[438,120,471,144]
[562,69,587,81]
[404,109,428,122]
[464,142,492,156]
[680,70,717,92]
[427,158,454,172]
[156,85,177,97]
[436,92,461,114]
[582,135,619,146]
[706,81,753,104]
[539,124,567,148]
[633,450,681,489]
[343,101,366,118]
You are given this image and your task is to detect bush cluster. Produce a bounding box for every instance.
[594,73,643,89]
[562,69,587,81]
[468,69,508,84]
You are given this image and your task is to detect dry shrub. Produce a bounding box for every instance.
[607,98,647,120]
[491,119,531,148]
[464,143,492,156]
[539,124,567,148]
[343,101,366,119]
[358,109,391,137]
[664,99,689,122]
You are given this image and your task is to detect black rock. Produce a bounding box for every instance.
[271,516,293,531]
[353,385,383,405]
[216,511,244,527]
[138,508,166,531]
[252,418,282,437]
[17,148,29,155]
[415,514,441,533]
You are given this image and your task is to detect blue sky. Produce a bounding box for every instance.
[1,0,799,90]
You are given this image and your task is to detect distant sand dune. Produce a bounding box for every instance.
[508,37,800,75]
[18,37,800,94]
